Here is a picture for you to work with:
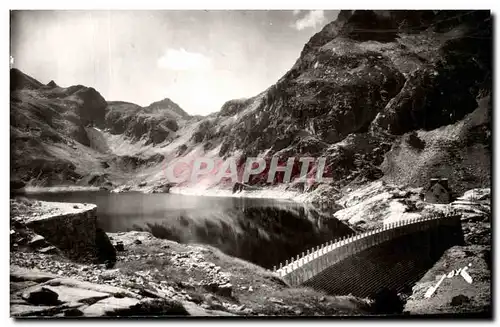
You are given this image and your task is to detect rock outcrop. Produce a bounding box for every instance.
[10,265,188,317]
[404,245,491,315]
[10,229,373,317]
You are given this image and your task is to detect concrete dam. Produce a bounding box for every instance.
[274,214,464,297]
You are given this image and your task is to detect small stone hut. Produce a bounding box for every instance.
[424,178,452,204]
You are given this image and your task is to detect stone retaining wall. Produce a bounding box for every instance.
[25,204,107,263]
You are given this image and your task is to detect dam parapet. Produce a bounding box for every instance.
[275,213,463,289]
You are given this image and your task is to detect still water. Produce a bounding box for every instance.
[25,191,353,269]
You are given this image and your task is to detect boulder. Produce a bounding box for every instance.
[371,287,404,314]
[21,286,59,305]
[43,285,109,304]
[450,294,470,306]
[99,269,120,281]
[64,306,86,317]
[95,227,116,264]
[216,283,233,298]
[115,241,125,252]
[105,260,115,269]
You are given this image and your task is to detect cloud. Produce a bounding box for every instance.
[293,10,325,30]
[292,10,301,16]
[158,48,212,71]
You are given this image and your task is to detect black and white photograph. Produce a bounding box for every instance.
[8,8,493,319]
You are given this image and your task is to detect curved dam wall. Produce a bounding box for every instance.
[25,203,115,263]
[275,214,463,296]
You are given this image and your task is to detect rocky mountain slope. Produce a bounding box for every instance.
[10,10,492,199]
[404,245,491,316]
[173,10,491,195]
[10,69,192,187]
[11,68,107,185]
[105,98,191,145]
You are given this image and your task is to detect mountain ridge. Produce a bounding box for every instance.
[10,67,190,186]
[10,10,492,197]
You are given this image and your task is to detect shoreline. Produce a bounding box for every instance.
[167,185,306,202]
[22,182,313,203]
[17,184,321,208]
[23,185,101,194]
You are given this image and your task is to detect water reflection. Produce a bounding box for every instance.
[24,191,353,268]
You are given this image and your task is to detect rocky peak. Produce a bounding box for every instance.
[145,97,191,119]
[300,10,489,57]
[72,87,108,128]
[46,80,58,88]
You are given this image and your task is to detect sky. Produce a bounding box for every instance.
[10,10,339,115]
